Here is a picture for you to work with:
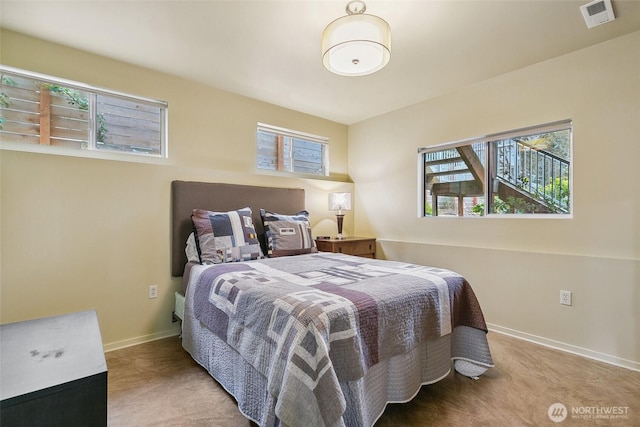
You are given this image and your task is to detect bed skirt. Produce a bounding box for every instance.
[182,298,492,427]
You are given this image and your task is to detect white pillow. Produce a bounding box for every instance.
[185,232,201,263]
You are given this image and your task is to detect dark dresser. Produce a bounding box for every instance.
[1,310,107,426]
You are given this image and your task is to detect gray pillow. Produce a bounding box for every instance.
[260,209,317,257]
[191,207,263,264]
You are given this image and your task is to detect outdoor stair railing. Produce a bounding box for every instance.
[494,140,570,213]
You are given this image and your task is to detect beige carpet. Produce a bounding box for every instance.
[107,332,639,426]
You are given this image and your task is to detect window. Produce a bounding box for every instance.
[420,120,572,217]
[0,66,167,158]
[257,123,328,176]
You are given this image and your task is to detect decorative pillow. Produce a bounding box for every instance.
[185,232,201,263]
[260,209,317,257]
[191,207,263,264]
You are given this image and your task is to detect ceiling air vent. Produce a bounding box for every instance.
[580,0,615,28]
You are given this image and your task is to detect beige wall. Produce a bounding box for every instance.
[2,28,639,370]
[349,32,640,369]
[0,30,351,349]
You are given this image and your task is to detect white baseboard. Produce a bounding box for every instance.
[488,323,640,372]
[103,324,180,352]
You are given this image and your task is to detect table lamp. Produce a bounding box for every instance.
[328,192,352,239]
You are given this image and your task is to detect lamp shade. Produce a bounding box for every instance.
[322,12,391,76]
[329,192,352,212]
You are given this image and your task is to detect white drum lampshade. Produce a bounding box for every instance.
[322,1,391,76]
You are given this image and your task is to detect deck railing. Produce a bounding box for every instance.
[493,140,570,212]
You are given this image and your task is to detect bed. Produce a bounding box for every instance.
[171,180,493,427]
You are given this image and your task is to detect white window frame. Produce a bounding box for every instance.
[256,122,329,177]
[0,65,168,164]
[418,119,573,218]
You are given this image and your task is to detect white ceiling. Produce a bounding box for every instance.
[1,1,639,125]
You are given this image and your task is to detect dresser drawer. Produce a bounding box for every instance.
[316,237,376,258]
[336,240,374,256]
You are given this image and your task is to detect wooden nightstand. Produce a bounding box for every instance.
[315,236,376,258]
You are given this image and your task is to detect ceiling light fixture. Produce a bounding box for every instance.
[322,1,391,76]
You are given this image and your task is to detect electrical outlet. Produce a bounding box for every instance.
[149,285,158,299]
[560,290,572,306]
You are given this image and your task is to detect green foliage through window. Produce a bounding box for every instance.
[420,120,572,217]
[0,65,167,158]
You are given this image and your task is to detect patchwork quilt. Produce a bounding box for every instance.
[192,253,489,427]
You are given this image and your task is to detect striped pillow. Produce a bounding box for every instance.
[191,207,263,264]
[260,209,317,257]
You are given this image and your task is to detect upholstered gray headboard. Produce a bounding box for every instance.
[171,180,306,277]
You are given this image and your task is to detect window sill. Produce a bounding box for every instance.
[255,167,349,182]
[0,141,170,166]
